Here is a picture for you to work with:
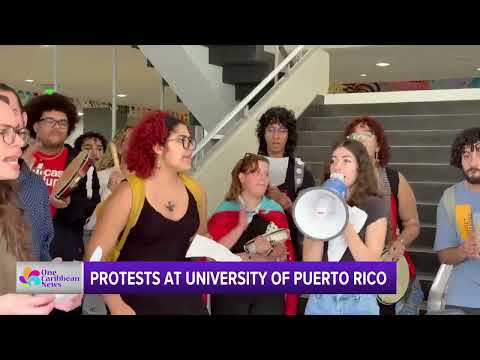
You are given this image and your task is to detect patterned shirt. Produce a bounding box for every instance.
[17,160,54,261]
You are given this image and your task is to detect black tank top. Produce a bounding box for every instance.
[118,187,208,315]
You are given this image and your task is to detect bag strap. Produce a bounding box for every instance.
[107,175,145,261]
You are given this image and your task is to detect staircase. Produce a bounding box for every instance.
[206,46,276,106]
[296,97,480,312]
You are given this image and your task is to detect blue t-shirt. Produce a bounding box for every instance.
[434,181,480,308]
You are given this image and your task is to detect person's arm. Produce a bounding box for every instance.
[303,237,324,261]
[84,181,134,315]
[396,172,420,246]
[345,218,387,261]
[39,182,54,261]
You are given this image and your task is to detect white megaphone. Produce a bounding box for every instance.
[292,173,349,241]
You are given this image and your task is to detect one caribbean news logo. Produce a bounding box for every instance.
[19,267,41,288]
[16,262,83,294]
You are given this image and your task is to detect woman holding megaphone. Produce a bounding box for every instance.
[207,153,298,315]
[303,139,388,315]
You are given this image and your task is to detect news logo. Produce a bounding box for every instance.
[18,267,41,288]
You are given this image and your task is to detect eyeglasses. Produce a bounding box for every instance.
[166,135,196,150]
[0,126,30,145]
[40,117,69,129]
[348,131,375,142]
[265,126,288,135]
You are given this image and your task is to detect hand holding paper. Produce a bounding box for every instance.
[186,235,242,262]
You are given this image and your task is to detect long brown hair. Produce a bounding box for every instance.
[323,139,381,207]
[225,154,270,201]
[0,180,32,260]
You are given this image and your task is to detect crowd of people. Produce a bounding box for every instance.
[0,82,478,315]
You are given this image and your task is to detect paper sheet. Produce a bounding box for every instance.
[268,157,289,186]
[327,206,368,262]
[186,234,242,262]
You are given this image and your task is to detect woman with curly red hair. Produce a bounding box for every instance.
[86,111,208,315]
[344,116,423,315]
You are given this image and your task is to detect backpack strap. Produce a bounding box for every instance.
[386,166,399,199]
[105,175,145,261]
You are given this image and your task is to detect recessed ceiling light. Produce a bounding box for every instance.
[117,94,127,98]
[360,74,367,77]
[376,62,390,67]
[78,112,84,116]
[477,67,480,71]
[25,79,34,83]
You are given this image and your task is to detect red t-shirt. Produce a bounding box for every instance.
[32,147,69,217]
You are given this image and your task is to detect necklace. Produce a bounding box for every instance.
[165,201,176,212]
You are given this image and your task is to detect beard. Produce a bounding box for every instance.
[463,168,480,185]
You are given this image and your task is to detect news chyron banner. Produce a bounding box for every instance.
[16,262,396,295]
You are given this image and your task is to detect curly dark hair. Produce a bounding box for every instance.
[74,131,108,153]
[126,111,187,178]
[323,139,381,207]
[344,116,390,167]
[450,127,480,169]
[25,93,79,137]
[256,106,297,156]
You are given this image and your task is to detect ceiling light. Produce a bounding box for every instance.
[25,79,34,83]
[117,94,127,98]
[376,62,390,67]
[78,112,84,116]
[360,74,367,77]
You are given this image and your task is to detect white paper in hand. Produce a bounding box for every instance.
[186,235,242,262]
[327,206,368,262]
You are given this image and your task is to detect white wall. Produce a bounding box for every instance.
[324,89,480,104]
[193,48,330,215]
[65,117,83,146]
[139,45,237,132]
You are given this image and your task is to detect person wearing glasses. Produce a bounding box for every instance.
[207,153,298,315]
[85,111,208,315]
[24,93,100,266]
[0,84,53,262]
[256,107,315,262]
[0,96,82,315]
[344,116,423,315]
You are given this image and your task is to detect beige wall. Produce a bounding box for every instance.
[193,48,330,215]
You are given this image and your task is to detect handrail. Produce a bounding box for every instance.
[193,45,307,158]
[427,263,453,313]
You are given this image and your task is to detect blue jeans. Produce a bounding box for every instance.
[305,294,379,315]
[395,278,424,315]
